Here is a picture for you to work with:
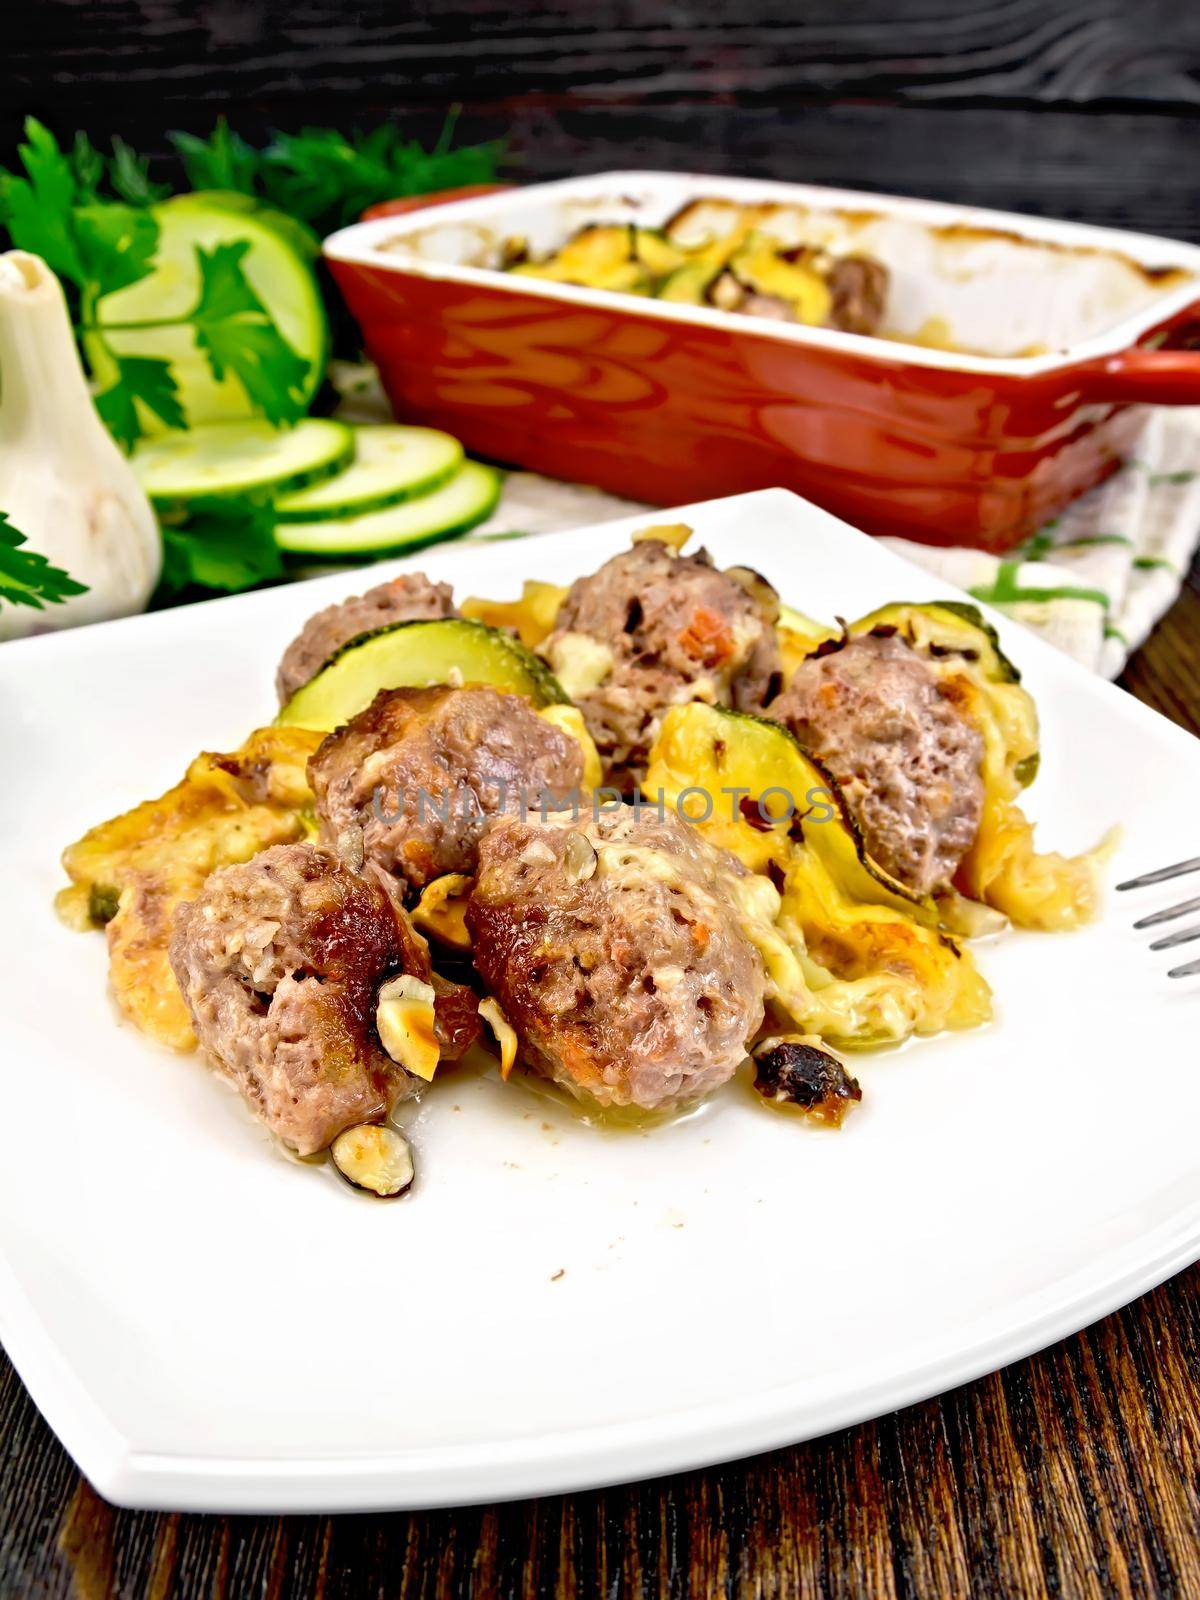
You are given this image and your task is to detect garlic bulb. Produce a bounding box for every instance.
[0,251,160,642]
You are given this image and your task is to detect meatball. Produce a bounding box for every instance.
[308,684,585,898]
[768,631,985,894]
[169,843,416,1154]
[467,804,766,1111]
[276,572,456,704]
[826,255,888,336]
[540,539,781,791]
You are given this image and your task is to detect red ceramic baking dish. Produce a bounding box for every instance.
[324,173,1200,551]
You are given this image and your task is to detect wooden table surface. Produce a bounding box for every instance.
[4,3,1200,1595]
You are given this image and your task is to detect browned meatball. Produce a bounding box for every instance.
[768,632,985,895]
[826,255,889,336]
[308,684,585,898]
[467,805,766,1111]
[540,539,781,791]
[169,843,415,1154]
[276,573,456,704]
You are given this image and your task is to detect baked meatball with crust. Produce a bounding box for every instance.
[308,684,586,898]
[170,843,417,1154]
[539,539,781,791]
[767,631,985,895]
[276,572,456,704]
[467,804,766,1111]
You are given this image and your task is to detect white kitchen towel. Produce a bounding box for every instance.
[334,366,1200,676]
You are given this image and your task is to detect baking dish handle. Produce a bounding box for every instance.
[360,185,512,223]
[1071,348,1200,404]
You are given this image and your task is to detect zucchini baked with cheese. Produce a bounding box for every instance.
[56,521,1110,1188]
[505,212,889,335]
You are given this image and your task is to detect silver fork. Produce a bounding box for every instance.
[1117,857,1200,978]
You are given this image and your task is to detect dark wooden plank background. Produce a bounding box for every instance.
[4,3,1200,1595]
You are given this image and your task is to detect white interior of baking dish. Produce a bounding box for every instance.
[325,172,1200,374]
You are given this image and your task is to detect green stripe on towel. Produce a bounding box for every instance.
[969,561,1109,609]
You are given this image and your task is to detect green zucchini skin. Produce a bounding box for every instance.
[276,617,569,732]
[274,426,466,525]
[274,462,501,561]
[852,601,1022,685]
[704,706,938,919]
[132,419,354,510]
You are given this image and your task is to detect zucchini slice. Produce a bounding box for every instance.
[275,461,501,560]
[644,702,937,923]
[644,703,992,1046]
[850,601,1021,686]
[277,618,569,732]
[87,193,327,432]
[131,418,353,508]
[274,425,464,522]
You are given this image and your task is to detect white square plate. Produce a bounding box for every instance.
[1,489,1198,1513]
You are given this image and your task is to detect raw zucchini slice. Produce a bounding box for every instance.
[130,418,353,508]
[274,425,464,523]
[275,461,501,560]
[277,618,569,732]
[87,193,327,432]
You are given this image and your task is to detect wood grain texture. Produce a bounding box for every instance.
[2,1260,1200,1595]
[5,2,1200,244]
[6,0,1200,112]
[5,2,1200,1594]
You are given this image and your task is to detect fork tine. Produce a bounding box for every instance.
[1149,924,1200,952]
[1117,856,1200,891]
[1169,955,1200,978]
[1134,894,1200,929]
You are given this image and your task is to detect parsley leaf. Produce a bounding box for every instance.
[156,500,283,598]
[169,115,502,236]
[73,203,159,296]
[108,136,171,207]
[94,353,186,450]
[1,118,86,288]
[69,132,106,203]
[172,118,259,196]
[190,241,311,424]
[0,512,89,611]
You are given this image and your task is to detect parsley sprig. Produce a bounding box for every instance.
[173,113,503,236]
[0,512,88,611]
[0,119,312,451]
[155,499,283,601]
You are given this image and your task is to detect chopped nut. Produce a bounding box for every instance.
[631,522,693,553]
[411,873,473,951]
[334,824,365,873]
[563,830,598,883]
[377,973,440,1081]
[330,1123,414,1198]
[479,996,519,1080]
